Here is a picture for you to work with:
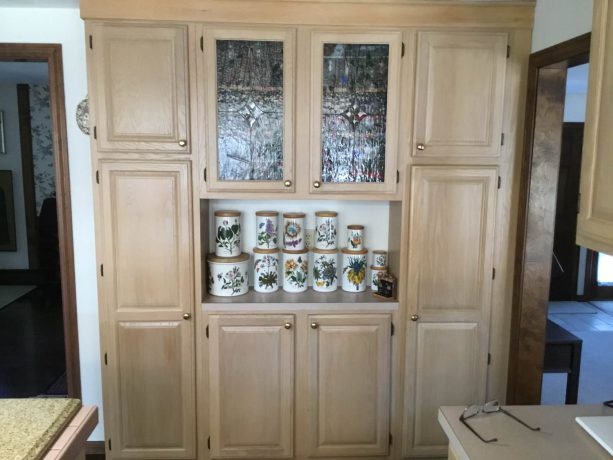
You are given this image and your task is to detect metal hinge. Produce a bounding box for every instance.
[507,45,510,58]
[104,353,107,365]
[206,324,209,339]
[391,322,395,336]
[577,192,581,214]
[100,264,104,277]
[89,35,93,49]
[200,36,204,52]
[207,436,211,450]
[108,438,112,451]
[498,176,501,189]
[488,353,492,365]
[93,126,97,140]
[396,170,399,184]
[389,433,393,446]
[203,167,207,182]
[501,132,505,146]
[401,42,405,58]
[96,170,99,184]
[492,268,496,280]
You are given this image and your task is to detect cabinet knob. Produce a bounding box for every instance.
[410,314,419,322]
[284,179,292,188]
[284,322,292,330]
[178,139,187,147]
[416,143,425,151]
[313,181,321,189]
[310,322,319,329]
[183,313,192,320]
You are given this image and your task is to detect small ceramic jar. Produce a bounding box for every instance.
[346,225,364,251]
[283,212,305,250]
[370,265,388,291]
[255,211,278,250]
[253,248,279,293]
[315,211,338,250]
[215,210,241,257]
[282,248,308,293]
[207,252,249,297]
[341,248,368,292]
[372,250,387,268]
[312,248,338,292]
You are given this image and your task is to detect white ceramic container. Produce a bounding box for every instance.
[255,211,278,250]
[214,210,241,257]
[253,248,279,293]
[312,248,338,292]
[341,248,368,292]
[346,225,364,251]
[370,265,387,291]
[207,252,249,297]
[283,212,305,250]
[315,211,338,250]
[372,250,387,268]
[282,248,308,293]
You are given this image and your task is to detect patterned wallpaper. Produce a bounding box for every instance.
[29,85,55,214]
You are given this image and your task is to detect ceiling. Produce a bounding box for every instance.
[0,0,78,7]
[0,62,48,84]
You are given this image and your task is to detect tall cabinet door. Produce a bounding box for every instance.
[90,23,191,153]
[413,31,508,158]
[98,161,195,458]
[403,167,497,457]
[307,314,391,457]
[208,315,294,458]
[577,0,613,256]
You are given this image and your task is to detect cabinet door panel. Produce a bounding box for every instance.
[209,315,294,458]
[91,23,190,152]
[307,314,391,457]
[414,31,507,157]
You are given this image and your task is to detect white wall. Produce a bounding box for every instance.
[532,0,593,52]
[0,8,102,440]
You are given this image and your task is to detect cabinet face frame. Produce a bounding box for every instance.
[202,27,296,193]
[309,30,402,195]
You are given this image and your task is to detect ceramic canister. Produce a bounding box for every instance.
[372,250,388,268]
[282,248,309,293]
[312,248,338,292]
[253,247,279,293]
[207,252,249,297]
[341,248,368,292]
[215,210,241,257]
[346,225,364,251]
[255,211,278,250]
[283,212,305,250]
[315,211,338,250]
[370,265,388,291]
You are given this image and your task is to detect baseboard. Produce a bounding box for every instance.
[85,441,105,455]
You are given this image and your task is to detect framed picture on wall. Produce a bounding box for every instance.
[0,170,17,251]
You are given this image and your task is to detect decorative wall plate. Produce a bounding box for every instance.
[76,96,89,135]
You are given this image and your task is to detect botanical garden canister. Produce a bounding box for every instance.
[283,212,305,250]
[312,248,338,292]
[346,224,364,251]
[372,250,387,268]
[253,247,279,293]
[370,265,387,291]
[255,211,278,250]
[282,248,308,293]
[214,210,241,257]
[315,211,338,250]
[207,252,249,296]
[341,248,368,292]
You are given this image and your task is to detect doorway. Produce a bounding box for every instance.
[0,44,79,398]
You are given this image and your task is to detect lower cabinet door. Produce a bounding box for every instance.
[307,314,391,457]
[208,314,295,458]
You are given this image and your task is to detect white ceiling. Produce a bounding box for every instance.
[566,63,589,94]
[0,62,48,84]
[0,0,78,7]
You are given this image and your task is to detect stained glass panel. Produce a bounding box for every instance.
[321,43,389,183]
[217,40,284,181]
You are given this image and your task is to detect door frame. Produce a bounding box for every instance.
[0,43,80,398]
[506,33,590,404]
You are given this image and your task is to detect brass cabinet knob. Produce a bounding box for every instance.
[410,314,419,322]
[416,143,425,151]
[178,139,187,147]
[284,179,292,188]
[313,181,321,189]
[183,313,192,320]
[284,322,292,330]
[311,322,319,329]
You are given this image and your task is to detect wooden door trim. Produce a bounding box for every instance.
[507,33,590,404]
[0,43,81,398]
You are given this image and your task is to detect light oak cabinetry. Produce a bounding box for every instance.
[577,0,613,256]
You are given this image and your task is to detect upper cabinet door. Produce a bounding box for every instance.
[203,28,295,192]
[413,31,508,158]
[577,0,613,256]
[90,23,190,153]
[310,31,402,194]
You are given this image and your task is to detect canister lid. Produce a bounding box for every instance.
[253,247,279,254]
[283,212,305,218]
[207,252,250,263]
[214,210,241,217]
[255,210,278,217]
[341,247,368,255]
[315,211,338,217]
[282,248,309,254]
[312,248,338,254]
[347,224,364,230]
[372,250,387,254]
[370,265,388,270]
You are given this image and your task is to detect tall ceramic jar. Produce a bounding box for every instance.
[372,250,387,268]
[341,248,368,292]
[215,210,241,257]
[282,248,308,293]
[312,248,338,292]
[253,248,279,293]
[315,211,338,249]
[346,225,364,251]
[207,253,249,297]
[283,212,305,250]
[370,265,387,291]
[255,211,278,249]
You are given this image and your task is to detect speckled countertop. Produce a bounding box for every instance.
[0,398,81,460]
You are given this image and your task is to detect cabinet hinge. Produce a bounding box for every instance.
[492,268,496,280]
[497,176,501,189]
[207,436,211,450]
[500,132,505,146]
[203,167,207,182]
[206,324,209,339]
[200,35,204,52]
[507,45,510,58]
[577,192,581,214]
[396,170,400,184]
[488,353,492,365]
[389,433,393,446]
[401,42,405,58]
[391,322,395,336]
[100,264,104,277]
[96,170,100,184]
[104,353,107,365]
[108,438,111,451]
[89,35,93,49]
[93,126,97,140]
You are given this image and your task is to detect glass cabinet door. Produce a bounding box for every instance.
[310,31,402,194]
[203,28,295,192]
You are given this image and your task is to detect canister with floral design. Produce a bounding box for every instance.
[312,248,338,292]
[282,248,308,293]
[253,248,279,293]
[207,252,249,297]
[283,212,305,250]
[346,225,364,251]
[370,265,387,291]
[372,250,387,268]
[341,248,368,292]
[214,210,241,257]
[255,211,278,250]
[315,211,338,250]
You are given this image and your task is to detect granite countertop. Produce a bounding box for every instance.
[0,398,81,460]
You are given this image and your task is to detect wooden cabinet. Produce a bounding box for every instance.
[403,166,497,457]
[413,31,508,158]
[577,0,613,256]
[97,161,196,458]
[207,315,294,458]
[89,23,191,153]
[307,314,391,457]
